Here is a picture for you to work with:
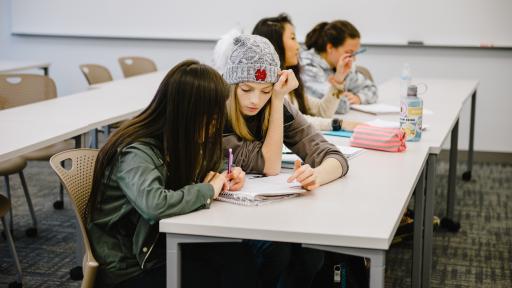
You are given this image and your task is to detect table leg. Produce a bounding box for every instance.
[412,167,426,288]
[422,154,437,288]
[441,119,461,232]
[463,91,476,181]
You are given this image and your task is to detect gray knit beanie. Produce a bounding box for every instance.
[223,34,280,84]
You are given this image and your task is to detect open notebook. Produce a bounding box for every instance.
[282,145,365,168]
[217,173,306,206]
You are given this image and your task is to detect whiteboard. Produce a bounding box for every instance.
[11,0,512,47]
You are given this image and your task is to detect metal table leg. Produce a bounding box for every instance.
[463,91,476,181]
[422,154,437,288]
[412,167,426,288]
[441,119,461,232]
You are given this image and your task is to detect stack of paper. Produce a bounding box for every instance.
[282,145,365,168]
[351,103,400,115]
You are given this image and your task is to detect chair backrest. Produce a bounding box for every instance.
[118,56,157,78]
[0,74,57,109]
[355,65,374,82]
[49,149,99,288]
[79,64,113,85]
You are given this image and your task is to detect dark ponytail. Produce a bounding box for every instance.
[305,22,329,51]
[305,20,360,53]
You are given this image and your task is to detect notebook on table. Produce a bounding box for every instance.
[217,173,307,206]
[282,145,365,168]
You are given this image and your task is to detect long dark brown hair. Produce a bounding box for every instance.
[305,20,360,53]
[252,13,310,115]
[89,60,229,216]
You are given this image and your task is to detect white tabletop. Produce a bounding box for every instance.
[0,71,166,162]
[160,136,430,250]
[0,60,51,73]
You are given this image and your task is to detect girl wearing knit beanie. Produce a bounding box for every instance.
[214,34,349,288]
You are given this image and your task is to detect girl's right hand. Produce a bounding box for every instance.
[273,69,299,100]
[205,171,228,199]
[334,53,353,84]
[341,119,363,131]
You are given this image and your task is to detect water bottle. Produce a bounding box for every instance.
[400,63,412,99]
[400,85,423,141]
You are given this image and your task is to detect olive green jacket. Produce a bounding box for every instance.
[87,140,214,287]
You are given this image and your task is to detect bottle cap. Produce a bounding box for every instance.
[407,85,418,96]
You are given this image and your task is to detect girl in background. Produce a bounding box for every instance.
[301,19,378,114]
[253,14,361,131]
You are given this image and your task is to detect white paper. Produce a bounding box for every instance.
[365,119,400,128]
[282,145,365,164]
[351,103,400,115]
[220,173,305,201]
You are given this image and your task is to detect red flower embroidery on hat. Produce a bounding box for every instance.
[255,68,267,81]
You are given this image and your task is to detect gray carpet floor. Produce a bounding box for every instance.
[1,158,511,287]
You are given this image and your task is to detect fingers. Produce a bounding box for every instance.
[293,165,314,183]
[230,170,245,191]
[288,160,302,182]
[203,171,216,183]
[275,70,289,87]
[228,167,241,180]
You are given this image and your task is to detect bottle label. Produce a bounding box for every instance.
[400,99,423,141]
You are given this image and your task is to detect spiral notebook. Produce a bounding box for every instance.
[217,173,306,206]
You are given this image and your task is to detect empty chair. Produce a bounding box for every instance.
[355,65,374,82]
[0,74,76,209]
[0,157,38,237]
[79,64,113,85]
[118,56,157,78]
[1,194,24,287]
[49,149,99,288]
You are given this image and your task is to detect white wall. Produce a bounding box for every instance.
[2,0,512,153]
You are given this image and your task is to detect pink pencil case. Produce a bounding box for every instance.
[350,125,407,152]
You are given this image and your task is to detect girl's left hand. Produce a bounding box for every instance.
[287,160,319,191]
[273,69,299,99]
[344,92,361,104]
[227,167,246,191]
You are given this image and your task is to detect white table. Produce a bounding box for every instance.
[0,60,51,75]
[0,71,166,162]
[340,78,478,288]
[160,137,430,288]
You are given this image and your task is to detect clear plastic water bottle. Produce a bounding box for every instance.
[400,85,423,141]
[400,63,412,99]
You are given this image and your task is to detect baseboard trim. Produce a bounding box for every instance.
[439,150,512,164]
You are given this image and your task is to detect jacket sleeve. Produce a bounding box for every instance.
[307,86,342,118]
[283,100,349,177]
[115,145,215,225]
[345,70,378,104]
[301,60,332,100]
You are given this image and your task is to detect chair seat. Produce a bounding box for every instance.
[24,140,76,161]
[0,157,27,176]
[0,194,11,217]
